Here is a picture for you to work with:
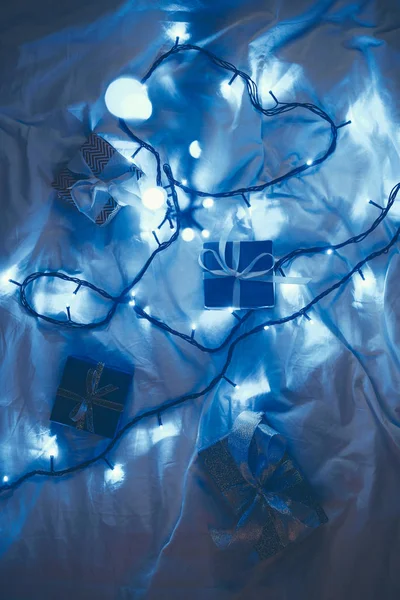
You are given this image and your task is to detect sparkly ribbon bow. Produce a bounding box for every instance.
[69,170,141,215]
[210,411,323,555]
[57,363,122,433]
[199,235,310,308]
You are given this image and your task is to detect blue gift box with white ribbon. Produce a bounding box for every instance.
[52,133,143,226]
[200,240,275,309]
[50,356,133,438]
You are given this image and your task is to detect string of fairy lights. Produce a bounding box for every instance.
[1,38,397,494]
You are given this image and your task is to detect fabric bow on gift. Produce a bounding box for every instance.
[69,171,141,216]
[199,235,311,308]
[57,363,122,433]
[210,411,323,555]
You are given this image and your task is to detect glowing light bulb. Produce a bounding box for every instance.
[166,22,190,43]
[264,325,269,330]
[228,307,234,314]
[191,323,197,331]
[46,444,58,459]
[189,140,202,158]
[105,77,152,121]
[306,159,313,166]
[142,186,167,210]
[144,305,150,313]
[129,299,136,306]
[182,227,195,242]
[201,229,210,239]
[2,475,9,483]
[202,197,214,209]
[182,178,188,185]
[235,385,240,390]
[105,463,125,485]
[309,319,314,325]
[326,248,333,255]
[1,268,16,286]
[220,80,232,98]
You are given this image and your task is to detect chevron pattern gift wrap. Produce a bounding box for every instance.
[52,133,143,226]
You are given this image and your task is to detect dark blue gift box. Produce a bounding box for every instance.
[50,356,133,438]
[202,240,275,309]
[199,413,328,560]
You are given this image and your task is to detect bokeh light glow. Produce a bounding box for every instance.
[182,227,195,242]
[202,197,214,209]
[142,187,167,210]
[105,77,152,121]
[189,140,202,158]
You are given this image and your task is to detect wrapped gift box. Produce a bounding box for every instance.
[52,133,143,226]
[50,356,133,438]
[201,240,275,309]
[199,411,328,560]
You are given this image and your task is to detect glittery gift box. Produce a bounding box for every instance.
[52,133,143,226]
[50,356,133,438]
[199,433,328,560]
[202,240,275,309]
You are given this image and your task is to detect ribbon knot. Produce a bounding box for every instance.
[69,170,141,215]
[57,362,122,433]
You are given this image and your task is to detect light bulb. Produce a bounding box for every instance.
[105,77,152,121]
[46,445,58,459]
[182,227,195,242]
[142,187,167,210]
[129,299,136,306]
[105,463,125,485]
[189,140,202,158]
[182,179,188,185]
[228,307,234,314]
[306,159,313,166]
[202,197,214,209]
[264,325,269,330]
[2,475,9,483]
[201,229,210,239]
[220,80,232,98]
[326,249,333,255]
[1,268,16,286]
[191,323,197,330]
[235,385,240,390]
[166,22,190,43]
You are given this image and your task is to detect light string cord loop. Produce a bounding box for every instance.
[141,41,342,198]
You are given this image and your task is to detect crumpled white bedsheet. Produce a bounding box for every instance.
[1,0,400,598]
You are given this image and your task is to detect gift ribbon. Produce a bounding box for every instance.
[69,170,141,216]
[57,362,122,433]
[199,230,311,308]
[210,411,323,555]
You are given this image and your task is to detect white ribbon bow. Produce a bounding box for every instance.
[199,234,311,308]
[69,171,141,216]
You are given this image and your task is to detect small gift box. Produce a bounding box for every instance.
[50,356,133,438]
[199,411,328,560]
[200,240,275,309]
[52,133,143,226]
